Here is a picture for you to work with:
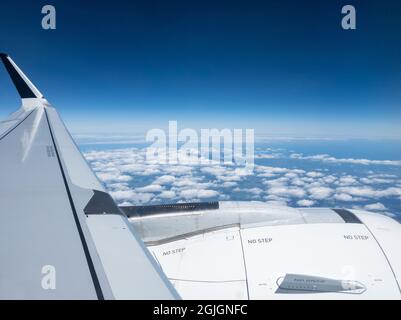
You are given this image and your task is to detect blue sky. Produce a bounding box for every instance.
[0,0,400,137]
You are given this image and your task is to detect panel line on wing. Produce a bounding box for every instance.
[0,109,35,142]
[360,220,401,294]
[44,108,104,300]
[238,229,250,299]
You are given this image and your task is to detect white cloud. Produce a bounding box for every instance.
[164,165,193,175]
[257,172,277,178]
[180,189,219,199]
[308,187,333,200]
[135,184,164,193]
[221,181,238,188]
[153,175,176,185]
[172,177,199,188]
[201,166,227,176]
[263,177,289,187]
[291,153,401,166]
[306,171,324,178]
[217,175,242,182]
[235,187,263,195]
[285,172,299,179]
[291,178,305,186]
[108,182,130,191]
[334,193,354,202]
[322,175,337,184]
[200,166,246,183]
[256,166,294,175]
[256,153,281,159]
[336,186,401,199]
[158,190,176,199]
[268,186,306,198]
[110,190,154,204]
[97,172,132,183]
[297,199,315,207]
[364,202,387,211]
[337,175,358,186]
[264,194,289,202]
[360,177,394,185]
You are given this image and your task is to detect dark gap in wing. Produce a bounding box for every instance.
[120,201,220,218]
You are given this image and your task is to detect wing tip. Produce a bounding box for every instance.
[0,53,44,99]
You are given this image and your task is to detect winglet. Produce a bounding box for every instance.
[0,53,44,99]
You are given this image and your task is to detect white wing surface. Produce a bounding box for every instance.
[0,54,179,300]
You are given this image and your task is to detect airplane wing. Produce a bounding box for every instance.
[0,53,179,299]
[124,201,401,299]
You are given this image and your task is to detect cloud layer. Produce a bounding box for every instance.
[83,146,401,218]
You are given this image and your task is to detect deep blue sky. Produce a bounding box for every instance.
[0,0,400,137]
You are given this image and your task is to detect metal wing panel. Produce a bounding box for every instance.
[0,107,34,137]
[45,106,178,299]
[86,214,180,299]
[45,106,105,192]
[0,107,100,299]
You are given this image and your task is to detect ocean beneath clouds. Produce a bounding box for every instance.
[77,137,401,222]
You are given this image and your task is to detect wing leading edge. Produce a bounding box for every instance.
[0,54,179,299]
